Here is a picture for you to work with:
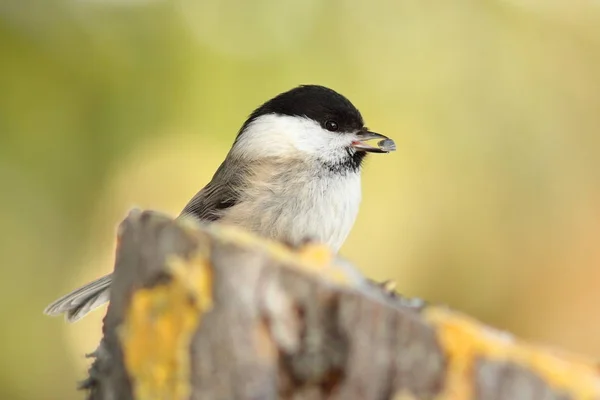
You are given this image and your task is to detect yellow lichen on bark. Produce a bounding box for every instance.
[118,253,213,400]
[205,223,352,285]
[295,242,334,267]
[425,308,600,399]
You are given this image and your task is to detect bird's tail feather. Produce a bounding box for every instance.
[43,274,113,323]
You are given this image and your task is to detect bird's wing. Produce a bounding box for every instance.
[179,159,247,222]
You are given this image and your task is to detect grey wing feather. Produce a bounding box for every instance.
[180,159,246,222]
[43,274,113,322]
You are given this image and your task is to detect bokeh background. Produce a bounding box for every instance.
[2,0,600,398]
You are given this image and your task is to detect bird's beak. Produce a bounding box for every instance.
[351,130,396,153]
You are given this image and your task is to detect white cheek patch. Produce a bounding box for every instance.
[231,114,354,162]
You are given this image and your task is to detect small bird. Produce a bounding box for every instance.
[44,84,395,322]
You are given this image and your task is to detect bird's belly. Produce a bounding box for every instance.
[273,199,358,252]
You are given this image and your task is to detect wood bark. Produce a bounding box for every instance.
[82,209,600,400]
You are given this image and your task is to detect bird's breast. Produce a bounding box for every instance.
[220,168,362,253]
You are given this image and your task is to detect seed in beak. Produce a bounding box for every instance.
[378,138,396,152]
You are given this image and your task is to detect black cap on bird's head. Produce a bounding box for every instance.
[241,85,364,135]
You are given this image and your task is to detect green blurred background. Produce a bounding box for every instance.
[2,0,600,398]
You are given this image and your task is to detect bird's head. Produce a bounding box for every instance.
[230,85,395,172]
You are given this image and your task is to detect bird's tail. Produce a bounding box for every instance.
[43,274,112,323]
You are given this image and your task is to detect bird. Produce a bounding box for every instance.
[43,84,396,323]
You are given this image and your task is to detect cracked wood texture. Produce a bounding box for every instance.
[84,209,600,400]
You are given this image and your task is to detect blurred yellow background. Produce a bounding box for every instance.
[2,1,600,399]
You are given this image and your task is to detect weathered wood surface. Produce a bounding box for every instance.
[83,209,600,400]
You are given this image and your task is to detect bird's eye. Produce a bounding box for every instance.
[325,120,338,132]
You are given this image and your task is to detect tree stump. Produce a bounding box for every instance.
[81,209,600,400]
